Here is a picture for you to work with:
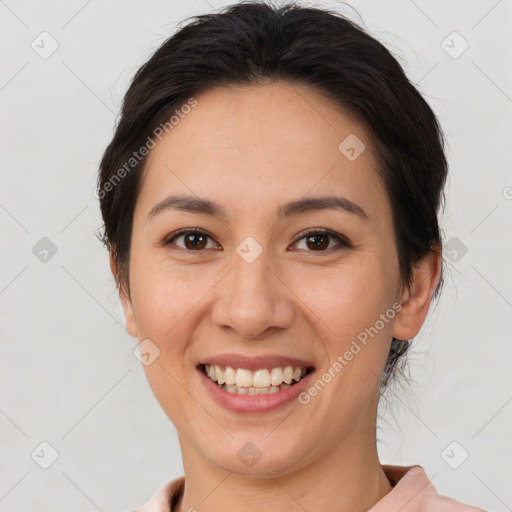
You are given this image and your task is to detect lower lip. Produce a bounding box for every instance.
[197,366,315,414]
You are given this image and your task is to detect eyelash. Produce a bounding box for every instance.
[163,227,352,253]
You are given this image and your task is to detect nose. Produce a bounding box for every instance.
[211,245,295,340]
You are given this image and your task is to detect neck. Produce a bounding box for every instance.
[175,422,392,512]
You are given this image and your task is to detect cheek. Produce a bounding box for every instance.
[131,269,205,344]
[292,257,398,394]
[300,261,396,337]
[127,243,204,341]
[128,261,210,422]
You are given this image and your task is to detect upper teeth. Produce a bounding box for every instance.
[204,364,308,388]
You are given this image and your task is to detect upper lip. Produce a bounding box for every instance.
[198,354,315,371]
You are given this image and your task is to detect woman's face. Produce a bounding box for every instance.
[118,82,417,476]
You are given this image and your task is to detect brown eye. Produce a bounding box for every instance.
[293,229,352,252]
[164,229,218,251]
[305,234,329,250]
[183,233,207,250]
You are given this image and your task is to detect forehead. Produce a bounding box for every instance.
[137,82,388,220]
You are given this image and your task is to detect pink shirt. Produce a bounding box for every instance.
[128,464,487,511]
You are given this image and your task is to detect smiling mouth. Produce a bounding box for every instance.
[199,363,314,395]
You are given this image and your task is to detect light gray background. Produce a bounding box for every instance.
[1,0,511,510]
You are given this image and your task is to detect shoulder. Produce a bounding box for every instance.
[374,464,488,512]
[125,476,185,512]
[421,493,488,512]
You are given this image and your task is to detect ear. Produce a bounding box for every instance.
[110,251,138,338]
[393,246,442,341]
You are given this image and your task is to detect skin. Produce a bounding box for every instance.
[112,81,441,512]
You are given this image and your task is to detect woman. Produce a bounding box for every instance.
[97,2,486,511]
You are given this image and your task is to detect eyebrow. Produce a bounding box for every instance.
[146,194,368,222]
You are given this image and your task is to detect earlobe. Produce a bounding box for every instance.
[119,284,138,338]
[109,251,138,338]
[392,247,442,341]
